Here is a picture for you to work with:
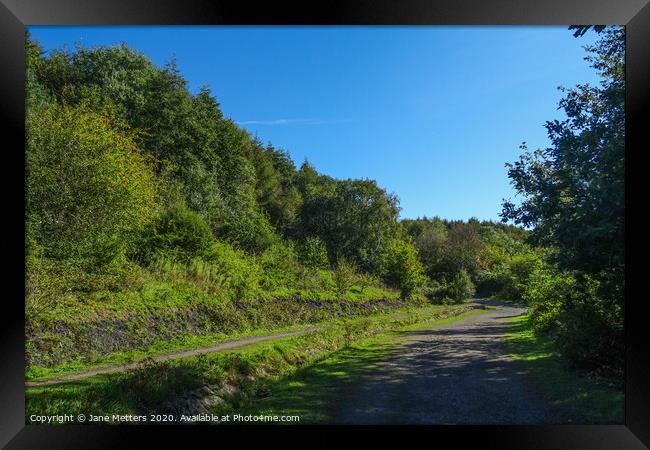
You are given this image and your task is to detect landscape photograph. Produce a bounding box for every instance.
[24,25,624,425]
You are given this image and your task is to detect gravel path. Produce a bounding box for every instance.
[336,303,559,424]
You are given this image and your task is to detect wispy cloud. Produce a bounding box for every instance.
[237,118,351,126]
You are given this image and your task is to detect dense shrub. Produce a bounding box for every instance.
[422,279,444,303]
[258,242,300,291]
[436,270,475,304]
[218,211,278,254]
[380,238,428,299]
[524,267,575,332]
[299,236,330,269]
[555,284,623,376]
[525,268,623,376]
[133,204,215,264]
[478,250,544,302]
[333,259,357,297]
[203,241,263,301]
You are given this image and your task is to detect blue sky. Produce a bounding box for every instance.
[28,26,600,221]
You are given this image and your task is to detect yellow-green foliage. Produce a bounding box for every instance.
[149,241,264,302]
[299,236,330,269]
[258,242,300,291]
[478,245,544,302]
[26,103,156,266]
[380,238,428,299]
[524,268,574,333]
[203,241,264,301]
[333,259,357,296]
[26,252,149,324]
[133,203,216,264]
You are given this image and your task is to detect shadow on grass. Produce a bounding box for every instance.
[235,339,396,423]
[238,314,555,424]
[26,359,207,421]
[503,315,624,424]
[240,313,624,425]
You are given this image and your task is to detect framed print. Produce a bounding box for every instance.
[1,0,648,447]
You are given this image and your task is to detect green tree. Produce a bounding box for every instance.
[444,270,476,304]
[26,103,157,266]
[301,178,401,273]
[25,33,52,108]
[133,203,215,264]
[501,27,624,275]
[31,42,276,253]
[443,221,484,278]
[404,217,448,279]
[501,27,625,374]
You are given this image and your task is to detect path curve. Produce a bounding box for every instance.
[336,303,560,424]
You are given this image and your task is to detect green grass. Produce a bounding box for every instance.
[228,308,489,423]
[26,305,483,423]
[504,314,624,424]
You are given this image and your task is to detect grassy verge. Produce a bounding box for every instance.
[26,303,453,382]
[504,314,624,424]
[26,304,483,423]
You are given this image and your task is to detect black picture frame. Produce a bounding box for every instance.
[1,0,647,447]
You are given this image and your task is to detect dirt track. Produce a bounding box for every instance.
[25,328,316,388]
[335,303,561,424]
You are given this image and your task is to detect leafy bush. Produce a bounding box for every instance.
[422,279,441,302]
[555,282,623,376]
[299,236,330,269]
[524,267,576,333]
[218,211,278,254]
[186,258,230,294]
[380,238,427,299]
[525,268,623,376]
[478,250,543,302]
[356,272,381,291]
[436,270,475,304]
[291,268,337,297]
[133,204,215,264]
[258,241,300,291]
[203,241,263,301]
